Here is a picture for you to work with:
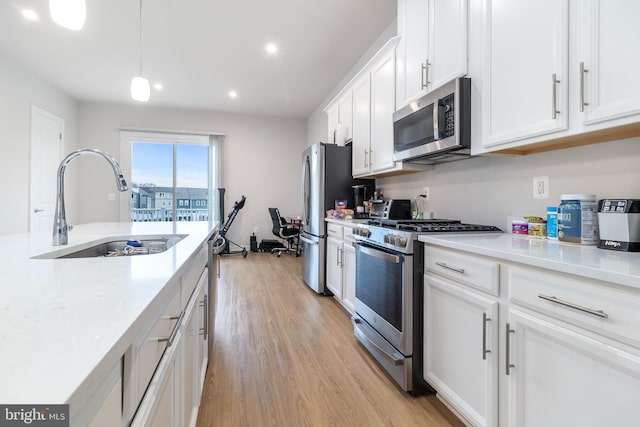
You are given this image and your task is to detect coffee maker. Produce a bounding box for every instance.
[352,184,375,219]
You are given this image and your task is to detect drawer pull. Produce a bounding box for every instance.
[482,312,491,361]
[538,294,608,319]
[505,323,515,375]
[435,262,465,274]
[158,310,185,347]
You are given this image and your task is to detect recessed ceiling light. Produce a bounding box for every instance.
[265,43,278,55]
[153,83,163,90]
[21,9,39,21]
[228,90,238,99]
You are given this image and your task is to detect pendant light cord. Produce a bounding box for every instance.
[138,0,143,76]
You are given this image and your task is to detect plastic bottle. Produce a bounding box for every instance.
[546,206,558,240]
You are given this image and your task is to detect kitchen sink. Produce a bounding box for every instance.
[33,234,188,259]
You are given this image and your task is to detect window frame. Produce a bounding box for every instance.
[119,130,222,222]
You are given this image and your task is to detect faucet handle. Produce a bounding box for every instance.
[68,224,74,232]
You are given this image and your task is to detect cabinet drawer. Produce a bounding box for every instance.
[343,226,355,246]
[508,265,640,348]
[327,223,343,239]
[138,288,181,399]
[181,242,207,304]
[424,246,500,296]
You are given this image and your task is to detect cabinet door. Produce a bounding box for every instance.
[327,103,340,144]
[505,309,640,427]
[396,0,429,107]
[352,74,371,177]
[429,0,468,91]
[425,274,499,427]
[370,49,397,173]
[338,92,353,143]
[196,270,209,398]
[326,237,343,298]
[482,0,569,149]
[342,244,356,314]
[578,0,640,126]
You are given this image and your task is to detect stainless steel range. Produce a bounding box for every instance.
[351,218,501,394]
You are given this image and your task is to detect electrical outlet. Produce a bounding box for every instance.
[253,226,259,234]
[533,176,549,199]
[423,187,430,201]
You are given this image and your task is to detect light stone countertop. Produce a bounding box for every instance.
[324,217,369,226]
[0,221,217,413]
[418,233,640,289]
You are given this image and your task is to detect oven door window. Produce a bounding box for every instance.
[393,103,435,153]
[355,243,404,332]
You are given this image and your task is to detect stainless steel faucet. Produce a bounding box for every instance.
[53,149,129,245]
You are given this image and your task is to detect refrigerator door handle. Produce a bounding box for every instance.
[300,235,318,245]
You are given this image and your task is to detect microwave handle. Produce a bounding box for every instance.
[433,100,440,140]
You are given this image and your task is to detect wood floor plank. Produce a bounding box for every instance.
[196,253,464,427]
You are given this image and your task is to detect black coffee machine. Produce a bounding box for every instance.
[352,184,375,219]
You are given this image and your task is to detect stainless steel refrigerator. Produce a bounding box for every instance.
[300,143,364,294]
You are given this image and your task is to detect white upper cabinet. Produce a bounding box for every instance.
[576,0,640,126]
[396,0,468,109]
[481,0,640,154]
[482,0,569,149]
[325,92,352,146]
[352,73,372,177]
[370,48,397,173]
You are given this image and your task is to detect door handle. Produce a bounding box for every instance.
[551,73,560,119]
[482,312,491,360]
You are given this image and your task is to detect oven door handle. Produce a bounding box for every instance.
[352,317,404,366]
[356,243,401,264]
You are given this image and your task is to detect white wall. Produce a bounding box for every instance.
[76,103,307,247]
[377,138,640,230]
[0,54,78,236]
[306,20,397,147]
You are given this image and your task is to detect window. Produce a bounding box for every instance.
[119,131,223,222]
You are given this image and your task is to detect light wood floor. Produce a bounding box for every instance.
[196,252,464,427]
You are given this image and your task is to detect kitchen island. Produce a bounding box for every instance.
[0,221,217,426]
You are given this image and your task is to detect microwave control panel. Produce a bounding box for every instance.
[442,93,455,138]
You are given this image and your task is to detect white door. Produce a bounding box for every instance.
[506,309,640,427]
[578,0,640,126]
[338,92,353,144]
[429,0,468,91]
[425,274,499,427]
[325,237,343,299]
[342,243,356,314]
[352,74,371,177]
[370,49,397,172]
[396,0,430,107]
[482,0,569,149]
[327,103,340,144]
[30,106,64,232]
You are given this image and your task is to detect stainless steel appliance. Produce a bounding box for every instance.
[597,199,640,251]
[352,184,375,219]
[352,218,501,393]
[393,77,471,164]
[300,143,364,294]
[368,199,412,220]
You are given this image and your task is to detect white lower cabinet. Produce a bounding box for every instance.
[325,222,357,314]
[424,268,499,426]
[129,265,209,427]
[505,308,640,427]
[88,363,123,427]
[424,242,640,427]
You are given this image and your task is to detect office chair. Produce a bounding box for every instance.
[268,207,300,257]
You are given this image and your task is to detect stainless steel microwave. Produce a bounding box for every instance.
[392,77,471,164]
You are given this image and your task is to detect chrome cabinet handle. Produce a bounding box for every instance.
[538,294,608,318]
[336,246,341,267]
[364,149,368,168]
[482,312,491,361]
[421,62,427,89]
[579,62,589,112]
[333,129,337,144]
[435,261,465,274]
[199,294,209,340]
[369,149,373,167]
[158,310,185,347]
[552,73,560,119]
[505,323,515,375]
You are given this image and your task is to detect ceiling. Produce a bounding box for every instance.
[0,0,396,118]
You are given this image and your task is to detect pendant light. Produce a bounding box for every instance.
[130,0,150,102]
[49,0,86,30]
